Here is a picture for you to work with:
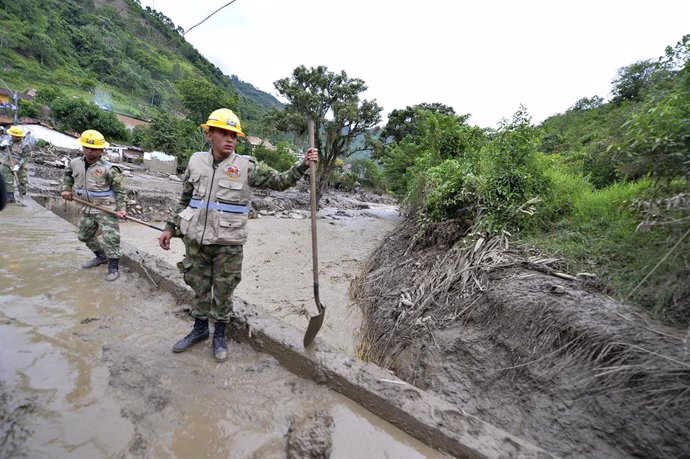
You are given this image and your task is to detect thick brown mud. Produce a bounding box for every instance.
[0,201,444,458]
[118,212,398,357]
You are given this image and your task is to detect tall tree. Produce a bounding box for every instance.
[176,77,237,125]
[268,65,382,199]
[381,102,463,145]
[611,60,657,104]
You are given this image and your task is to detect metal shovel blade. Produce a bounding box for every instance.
[303,301,325,348]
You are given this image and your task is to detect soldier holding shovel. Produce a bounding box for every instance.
[159,108,318,362]
[0,125,31,204]
[61,129,128,282]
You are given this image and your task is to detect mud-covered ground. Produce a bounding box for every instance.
[24,157,690,457]
[0,199,442,459]
[352,220,690,458]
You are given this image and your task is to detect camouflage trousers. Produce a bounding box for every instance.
[0,164,27,195]
[178,236,243,323]
[78,211,121,259]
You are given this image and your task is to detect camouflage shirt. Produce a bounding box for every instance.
[165,153,308,233]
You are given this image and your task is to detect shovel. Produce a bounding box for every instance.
[71,195,165,232]
[303,120,325,348]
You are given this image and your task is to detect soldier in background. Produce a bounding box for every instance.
[159,108,318,363]
[0,125,31,202]
[61,129,128,281]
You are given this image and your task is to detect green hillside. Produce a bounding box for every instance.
[0,0,281,125]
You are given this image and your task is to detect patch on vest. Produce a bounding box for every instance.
[92,167,105,178]
[226,164,240,178]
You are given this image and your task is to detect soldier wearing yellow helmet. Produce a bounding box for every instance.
[61,129,128,282]
[159,108,319,362]
[0,125,32,202]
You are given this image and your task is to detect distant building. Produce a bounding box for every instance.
[246,135,276,151]
[113,112,150,130]
[0,88,34,106]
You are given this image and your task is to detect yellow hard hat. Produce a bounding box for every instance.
[79,129,109,149]
[201,108,245,137]
[8,126,25,138]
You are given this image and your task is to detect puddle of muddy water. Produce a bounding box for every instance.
[1,200,445,458]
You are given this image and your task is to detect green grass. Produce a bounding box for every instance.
[523,172,690,326]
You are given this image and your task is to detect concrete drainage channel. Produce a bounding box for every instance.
[37,196,551,458]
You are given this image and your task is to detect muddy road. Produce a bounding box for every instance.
[0,202,443,458]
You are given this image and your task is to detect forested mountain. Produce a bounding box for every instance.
[0,0,281,125]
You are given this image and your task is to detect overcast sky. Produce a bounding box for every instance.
[139,0,689,128]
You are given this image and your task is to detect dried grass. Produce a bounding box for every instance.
[351,218,690,422]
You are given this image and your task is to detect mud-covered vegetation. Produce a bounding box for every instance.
[352,220,690,457]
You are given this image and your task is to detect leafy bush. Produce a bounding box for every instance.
[251,142,296,172]
[346,158,387,193]
[49,97,128,141]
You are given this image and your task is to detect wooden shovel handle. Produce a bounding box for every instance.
[71,195,164,232]
[308,120,321,305]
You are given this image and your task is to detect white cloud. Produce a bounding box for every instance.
[140,0,690,128]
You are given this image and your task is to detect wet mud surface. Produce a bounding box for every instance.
[0,202,444,458]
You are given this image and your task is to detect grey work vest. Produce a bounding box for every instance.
[178,151,252,245]
[0,142,24,168]
[69,157,117,211]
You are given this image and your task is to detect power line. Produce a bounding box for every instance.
[184,0,239,36]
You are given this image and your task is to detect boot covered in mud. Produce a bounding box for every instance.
[213,321,228,362]
[82,250,107,269]
[105,258,119,281]
[172,318,209,353]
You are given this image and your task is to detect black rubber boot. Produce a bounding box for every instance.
[172,318,209,353]
[105,258,119,281]
[82,250,107,269]
[213,322,228,362]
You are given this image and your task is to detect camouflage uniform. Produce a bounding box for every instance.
[166,151,308,322]
[62,156,127,259]
[0,140,31,196]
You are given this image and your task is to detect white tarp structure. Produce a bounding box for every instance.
[143,151,175,161]
[143,151,177,174]
[17,124,81,150]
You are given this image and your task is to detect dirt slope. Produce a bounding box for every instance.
[352,220,690,458]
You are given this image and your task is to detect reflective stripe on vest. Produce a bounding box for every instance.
[76,188,114,198]
[189,198,249,214]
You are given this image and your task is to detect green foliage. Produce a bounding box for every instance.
[346,159,386,193]
[523,175,690,325]
[474,107,549,232]
[251,142,296,172]
[49,97,128,141]
[0,0,278,126]
[424,159,477,223]
[380,103,463,147]
[614,35,690,184]
[134,111,206,167]
[176,78,237,126]
[18,99,41,118]
[611,60,657,104]
[381,108,486,198]
[381,105,547,233]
